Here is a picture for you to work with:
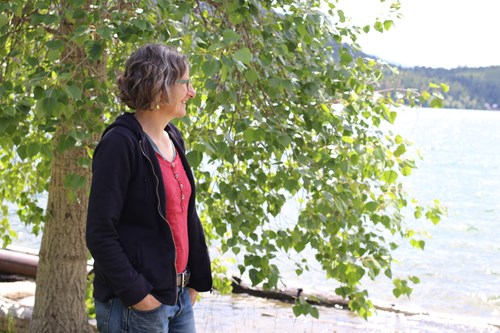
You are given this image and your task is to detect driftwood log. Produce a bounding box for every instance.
[231,276,350,309]
[0,247,93,278]
[231,276,436,317]
[0,248,38,278]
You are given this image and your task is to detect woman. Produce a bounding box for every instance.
[86,44,212,333]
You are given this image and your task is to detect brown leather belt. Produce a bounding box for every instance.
[176,270,190,287]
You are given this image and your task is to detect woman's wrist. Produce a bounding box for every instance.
[132,294,161,311]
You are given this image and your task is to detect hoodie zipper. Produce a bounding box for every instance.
[139,138,179,304]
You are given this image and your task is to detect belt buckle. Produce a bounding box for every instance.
[180,272,185,287]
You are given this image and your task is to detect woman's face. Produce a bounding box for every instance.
[162,67,196,119]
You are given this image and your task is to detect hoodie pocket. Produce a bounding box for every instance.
[137,243,175,290]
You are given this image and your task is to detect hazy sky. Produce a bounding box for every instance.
[336,0,500,68]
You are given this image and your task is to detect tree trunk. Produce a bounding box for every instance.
[30,130,93,333]
[29,2,106,331]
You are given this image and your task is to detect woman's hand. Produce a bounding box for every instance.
[188,288,198,305]
[132,294,161,311]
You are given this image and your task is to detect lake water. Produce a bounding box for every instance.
[262,107,500,331]
[375,107,500,323]
[6,108,500,332]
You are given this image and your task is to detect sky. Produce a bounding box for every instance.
[335,0,500,68]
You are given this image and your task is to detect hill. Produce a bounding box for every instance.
[379,65,500,110]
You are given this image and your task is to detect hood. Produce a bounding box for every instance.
[102,112,144,141]
[102,112,181,150]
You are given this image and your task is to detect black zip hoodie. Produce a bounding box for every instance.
[86,112,212,307]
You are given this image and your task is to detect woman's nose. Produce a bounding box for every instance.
[188,84,196,98]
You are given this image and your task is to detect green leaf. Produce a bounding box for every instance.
[26,56,39,67]
[394,144,406,157]
[41,97,60,115]
[62,84,83,100]
[409,276,421,284]
[341,136,354,144]
[401,166,412,176]
[186,150,203,169]
[58,135,77,153]
[233,48,251,65]
[381,170,398,184]
[292,304,302,317]
[310,306,320,319]
[222,29,240,44]
[34,1,49,9]
[47,49,60,62]
[33,86,45,100]
[228,12,244,25]
[70,26,91,45]
[277,134,291,147]
[26,143,41,157]
[0,14,9,28]
[421,91,431,101]
[244,70,259,84]
[340,50,353,66]
[67,0,85,5]
[383,20,393,31]
[410,239,425,250]
[430,98,443,108]
[46,40,65,62]
[87,41,104,61]
[364,201,377,212]
[3,106,16,117]
[248,268,262,285]
[131,18,147,31]
[46,40,65,50]
[96,25,113,39]
[243,128,265,143]
[337,10,345,23]
[207,42,224,52]
[64,174,86,189]
[392,278,413,298]
[31,13,44,25]
[414,206,423,219]
[16,145,28,160]
[201,59,220,77]
[425,210,441,224]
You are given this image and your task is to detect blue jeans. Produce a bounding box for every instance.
[94,287,196,333]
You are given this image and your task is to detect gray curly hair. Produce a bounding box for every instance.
[117,44,188,111]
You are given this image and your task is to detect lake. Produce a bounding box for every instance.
[7,107,500,332]
[376,107,500,323]
[264,107,500,331]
